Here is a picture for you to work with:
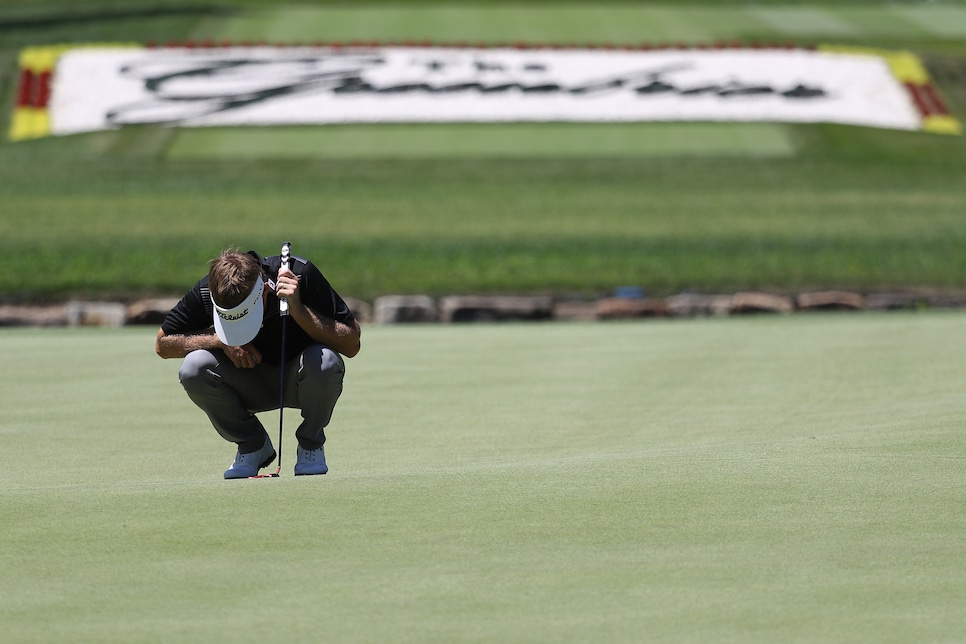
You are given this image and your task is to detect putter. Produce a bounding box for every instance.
[250,241,291,479]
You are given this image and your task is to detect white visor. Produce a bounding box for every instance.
[212,275,264,347]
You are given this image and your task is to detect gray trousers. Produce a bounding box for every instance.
[178,344,345,451]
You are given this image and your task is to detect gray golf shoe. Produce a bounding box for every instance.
[224,439,276,479]
[295,445,328,476]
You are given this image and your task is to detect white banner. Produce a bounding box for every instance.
[49,45,922,134]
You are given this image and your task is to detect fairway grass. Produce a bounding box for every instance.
[3,2,966,300]
[2,314,965,641]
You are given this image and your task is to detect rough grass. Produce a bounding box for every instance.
[3,148,966,300]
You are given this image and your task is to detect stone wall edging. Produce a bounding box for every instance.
[2,290,961,328]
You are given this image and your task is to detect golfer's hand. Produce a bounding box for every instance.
[225,343,262,369]
[276,267,301,309]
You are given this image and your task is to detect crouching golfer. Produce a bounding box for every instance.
[155,248,361,478]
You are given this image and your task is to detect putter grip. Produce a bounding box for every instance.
[279,242,291,316]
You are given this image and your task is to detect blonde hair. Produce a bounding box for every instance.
[208,249,262,308]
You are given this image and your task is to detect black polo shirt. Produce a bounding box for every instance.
[161,251,355,365]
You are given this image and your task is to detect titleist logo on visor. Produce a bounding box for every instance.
[217,308,250,321]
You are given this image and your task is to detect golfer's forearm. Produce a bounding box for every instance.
[155,330,222,359]
[290,304,361,358]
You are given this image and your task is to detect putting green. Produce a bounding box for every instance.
[1,313,965,641]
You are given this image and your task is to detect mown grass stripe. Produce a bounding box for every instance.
[750,7,858,37]
[832,8,928,39]
[636,7,716,42]
[200,5,966,48]
[204,5,769,45]
[165,123,797,160]
[887,5,966,39]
